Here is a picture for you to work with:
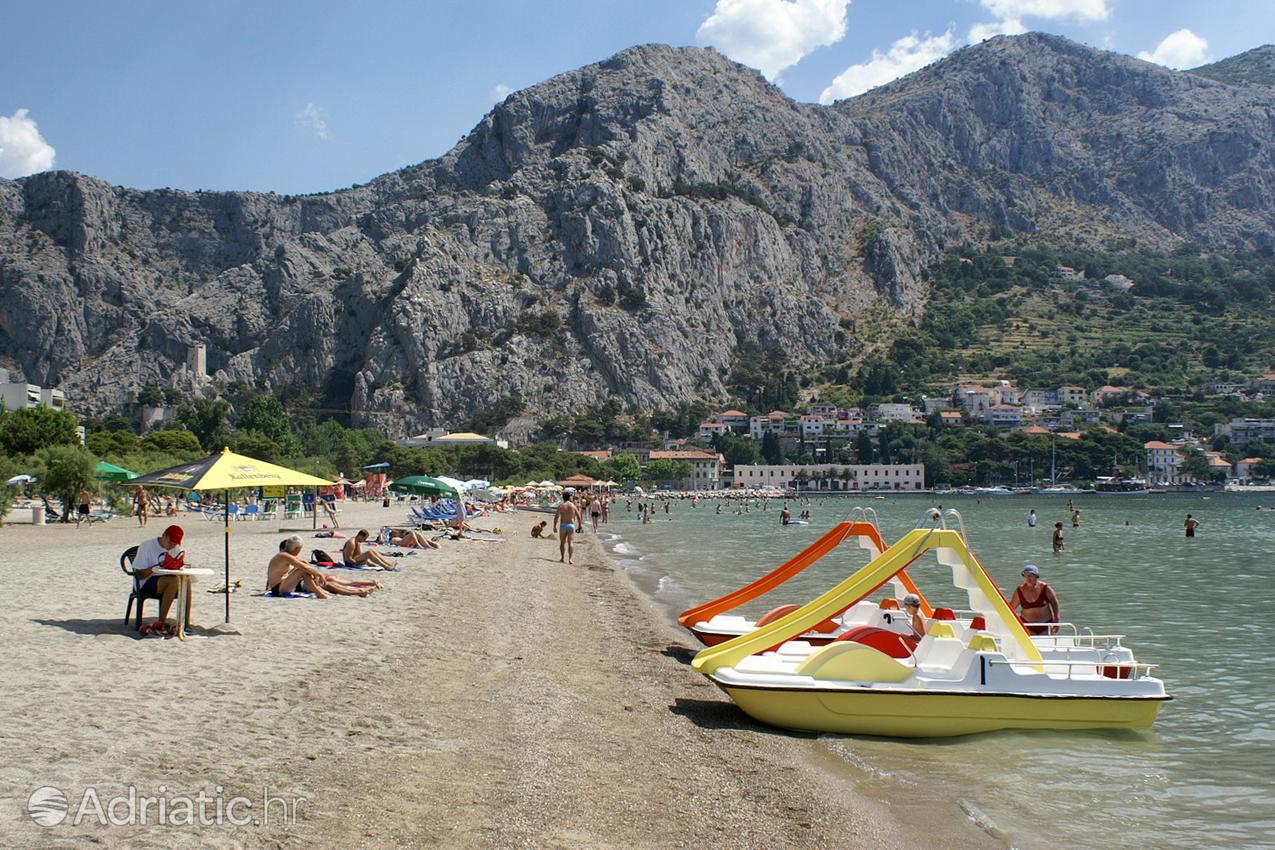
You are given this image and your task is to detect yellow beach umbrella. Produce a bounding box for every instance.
[128,448,331,622]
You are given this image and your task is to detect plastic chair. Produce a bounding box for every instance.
[240,504,259,521]
[120,545,162,630]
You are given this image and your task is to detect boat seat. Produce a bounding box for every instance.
[967,634,998,653]
[931,607,957,621]
[794,642,912,683]
[913,633,969,672]
[879,598,900,610]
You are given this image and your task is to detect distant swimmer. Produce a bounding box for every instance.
[1028,509,1037,528]
[780,504,791,526]
[1185,513,1200,539]
[1052,521,1065,553]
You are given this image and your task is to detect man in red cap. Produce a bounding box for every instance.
[133,525,190,637]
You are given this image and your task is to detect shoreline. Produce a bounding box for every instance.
[0,504,998,848]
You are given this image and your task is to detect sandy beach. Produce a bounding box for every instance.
[0,503,998,849]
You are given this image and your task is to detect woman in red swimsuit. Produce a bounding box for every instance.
[1009,564,1060,635]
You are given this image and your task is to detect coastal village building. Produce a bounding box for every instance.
[647,449,723,490]
[1058,386,1088,407]
[749,411,791,440]
[0,379,65,412]
[1235,457,1266,482]
[1248,374,1275,395]
[986,405,1023,429]
[874,403,919,423]
[1215,418,1275,445]
[1144,441,1185,485]
[734,463,925,491]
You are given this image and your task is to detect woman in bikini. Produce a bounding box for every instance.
[1009,564,1060,635]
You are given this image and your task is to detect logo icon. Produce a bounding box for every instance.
[28,786,68,826]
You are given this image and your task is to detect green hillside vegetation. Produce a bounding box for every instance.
[1192,46,1275,86]
[821,244,1275,424]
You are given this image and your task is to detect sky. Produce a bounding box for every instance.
[2,0,1273,195]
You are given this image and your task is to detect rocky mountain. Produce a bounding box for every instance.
[1192,45,1275,87]
[4,33,1275,438]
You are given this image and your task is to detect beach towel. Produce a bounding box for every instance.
[252,590,316,599]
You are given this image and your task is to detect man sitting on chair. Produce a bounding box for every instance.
[134,524,190,637]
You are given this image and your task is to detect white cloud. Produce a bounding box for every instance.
[819,29,955,103]
[491,83,513,102]
[968,17,1027,43]
[296,102,329,140]
[697,0,851,80]
[1138,28,1209,69]
[979,0,1109,22]
[0,108,56,178]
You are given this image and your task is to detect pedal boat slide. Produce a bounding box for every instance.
[688,511,1171,738]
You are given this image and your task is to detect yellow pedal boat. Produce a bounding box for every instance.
[691,515,1170,738]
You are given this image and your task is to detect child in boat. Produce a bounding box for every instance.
[903,594,926,640]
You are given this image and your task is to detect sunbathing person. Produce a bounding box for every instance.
[268,537,380,597]
[342,529,397,569]
[385,527,440,549]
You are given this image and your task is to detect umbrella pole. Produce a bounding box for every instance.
[224,488,231,623]
[312,486,317,530]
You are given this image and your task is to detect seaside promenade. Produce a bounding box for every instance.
[0,503,994,849]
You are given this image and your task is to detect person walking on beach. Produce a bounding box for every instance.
[554,490,581,564]
[1185,513,1200,539]
[134,486,150,527]
[1028,509,1037,528]
[588,495,603,533]
[75,486,93,529]
[1052,521,1065,553]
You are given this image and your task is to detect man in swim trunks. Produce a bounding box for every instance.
[342,529,397,570]
[554,489,581,564]
[588,495,603,532]
[780,504,791,526]
[1185,513,1200,539]
[267,537,379,597]
[1009,564,1060,635]
[75,487,93,529]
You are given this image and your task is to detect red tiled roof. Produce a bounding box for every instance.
[1143,441,1176,449]
[649,450,720,461]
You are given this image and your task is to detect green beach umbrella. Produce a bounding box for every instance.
[95,460,138,481]
[388,475,459,499]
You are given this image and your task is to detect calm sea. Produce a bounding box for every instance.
[600,492,1275,850]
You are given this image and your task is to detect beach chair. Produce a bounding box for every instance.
[240,504,259,521]
[120,545,162,631]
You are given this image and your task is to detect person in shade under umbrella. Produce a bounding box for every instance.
[134,524,192,637]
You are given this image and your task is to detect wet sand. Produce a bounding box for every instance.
[0,503,998,848]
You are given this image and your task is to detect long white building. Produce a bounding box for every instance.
[733,463,926,491]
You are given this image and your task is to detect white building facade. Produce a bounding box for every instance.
[733,463,926,491]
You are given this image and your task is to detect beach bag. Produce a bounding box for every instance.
[311,548,336,566]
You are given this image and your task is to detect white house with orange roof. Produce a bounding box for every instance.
[715,409,750,434]
[1144,441,1184,485]
[1235,457,1266,482]
[648,449,724,489]
[749,411,791,440]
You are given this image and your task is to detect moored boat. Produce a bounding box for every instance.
[690,511,1170,737]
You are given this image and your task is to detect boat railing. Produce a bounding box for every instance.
[986,658,1158,681]
[846,505,882,534]
[941,507,969,544]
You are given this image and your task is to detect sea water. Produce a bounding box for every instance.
[600,493,1275,850]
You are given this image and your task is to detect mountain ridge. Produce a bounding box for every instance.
[3,34,1275,438]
